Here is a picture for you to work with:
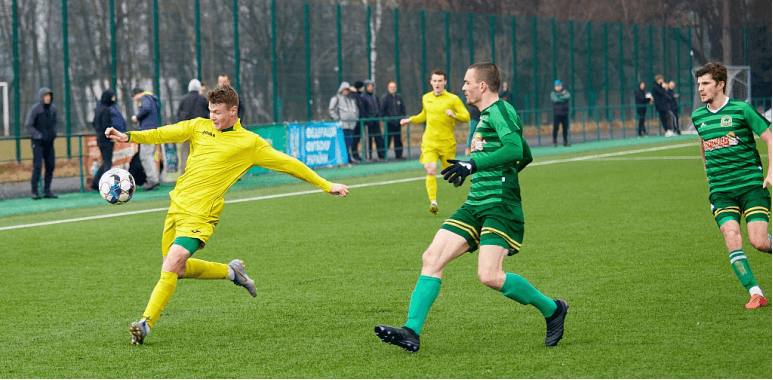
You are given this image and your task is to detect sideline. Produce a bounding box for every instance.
[0,142,696,232]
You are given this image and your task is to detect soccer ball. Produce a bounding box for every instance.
[98,168,135,205]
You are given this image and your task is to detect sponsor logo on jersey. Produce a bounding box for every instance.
[720,115,732,127]
[702,131,739,152]
[202,130,216,137]
[471,132,486,152]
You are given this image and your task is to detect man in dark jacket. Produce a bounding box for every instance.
[91,89,117,190]
[634,81,650,137]
[550,80,571,147]
[217,74,245,120]
[27,87,58,199]
[350,81,365,161]
[651,74,675,136]
[667,80,681,135]
[380,80,406,159]
[362,80,385,160]
[176,79,208,173]
[131,87,161,190]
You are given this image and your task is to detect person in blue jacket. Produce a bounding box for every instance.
[131,87,161,190]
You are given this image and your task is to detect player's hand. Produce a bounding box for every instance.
[764,173,772,189]
[400,118,411,126]
[105,127,129,143]
[131,115,138,123]
[464,147,471,156]
[329,183,349,197]
[445,109,456,118]
[441,159,476,186]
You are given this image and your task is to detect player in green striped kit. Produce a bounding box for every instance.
[692,61,772,309]
[374,63,567,352]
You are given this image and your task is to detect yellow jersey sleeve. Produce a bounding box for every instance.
[452,96,470,123]
[251,138,333,193]
[127,119,197,144]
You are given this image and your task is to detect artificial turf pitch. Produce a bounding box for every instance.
[0,138,770,378]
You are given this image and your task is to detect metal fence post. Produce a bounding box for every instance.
[367,6,372,79]
[421,10,426,93]
[394,8,400,94]
[153,0,160,125]
[468,13,474,65]
[552,19,556,84]
[490,15,496,64]
[304,3,311,120]
[195,0,201,81]
[569,20,574,120]
[271,0,279,122]
[619,23,625,138]
[445,12,450,81]
[511,17,517,109]
[587,22,592,119]
[603,22,609,122]
[533,16,539,138]
[12,0,20,162]
[110,0,117,91]
[234,0,241,94]
[336,4,342,85]
[62,0,71,156]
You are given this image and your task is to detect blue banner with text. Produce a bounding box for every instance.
[287,122,348,167]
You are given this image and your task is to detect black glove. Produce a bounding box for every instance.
[441,159,476,186]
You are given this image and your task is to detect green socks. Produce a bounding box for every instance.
[499,272,557,318]
[404,275,442,335]
[730,250,758,291]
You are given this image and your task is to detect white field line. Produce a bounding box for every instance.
[0,142,696,232]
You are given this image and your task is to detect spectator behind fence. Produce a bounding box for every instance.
[27,87,58,199]
[652,74,676,136]
[668,80,681,135]
[176,79,209,174]
[329,81,360,163]
[131,87,161,190]
[110,99,127,133]
[199,81,207,96]
[380,80,406,160]
[550,80,571,147]
[351,81,366,161]
[91,89,117,191]
[362,80,385,160]
[498,81,512,105]
[464,103,482,156]
[217,74,245,120]
[634,81,651,137]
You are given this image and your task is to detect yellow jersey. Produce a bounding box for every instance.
[409,90,470,148]
[127,118,333,219]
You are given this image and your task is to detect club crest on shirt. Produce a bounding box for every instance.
[720,115,732,127]
[702,131,738,152]
[471,132,486,152]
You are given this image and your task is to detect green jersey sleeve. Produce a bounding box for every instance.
[742,102,772,137]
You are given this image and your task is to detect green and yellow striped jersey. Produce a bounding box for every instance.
[467,100,531,207]
[128,118,332,218]
[692,98,771,194]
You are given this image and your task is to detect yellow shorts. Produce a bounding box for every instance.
[161,211,218,256]
[420,144,456,169]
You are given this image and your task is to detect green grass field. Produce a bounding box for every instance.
[1,138,770,378]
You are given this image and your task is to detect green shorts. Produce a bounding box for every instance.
[441,202,524,255]
[709,185,771,227]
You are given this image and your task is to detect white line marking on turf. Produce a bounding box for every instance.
[0,142,697,232]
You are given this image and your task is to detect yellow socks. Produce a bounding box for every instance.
[142,270,178,327]
[182,258,229,279]
[425,175,437,203]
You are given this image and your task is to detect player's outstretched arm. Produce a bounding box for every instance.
[329,183,349,197]
[105,127,129,143]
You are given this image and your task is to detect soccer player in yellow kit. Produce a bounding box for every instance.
[105,86,349,345]
[401,70,470,214]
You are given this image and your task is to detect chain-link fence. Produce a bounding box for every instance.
[1,0,770,162]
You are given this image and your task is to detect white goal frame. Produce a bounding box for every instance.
[0,82,8,136]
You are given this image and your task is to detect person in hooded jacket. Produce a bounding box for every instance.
[176,79,208,173]
[91,89,117,190]
[329,81,360,162]
[27,87,58,199]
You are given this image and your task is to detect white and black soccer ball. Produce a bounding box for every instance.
[98,168,136,205]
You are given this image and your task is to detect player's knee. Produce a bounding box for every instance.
[421,249,442,272]
[477,269,500,290]
[749,234,771,253]
[426,167,436,176]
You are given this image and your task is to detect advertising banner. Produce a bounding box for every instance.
[83,136,140,185]
[287,122,347,168]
